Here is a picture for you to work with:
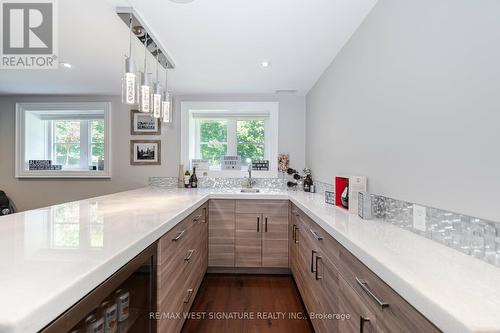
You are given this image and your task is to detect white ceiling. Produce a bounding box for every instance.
[0,0,377,96]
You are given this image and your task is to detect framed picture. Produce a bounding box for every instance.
[130,110,161,135]
[130,140,161,165]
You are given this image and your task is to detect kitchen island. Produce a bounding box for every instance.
[0,187,499,333]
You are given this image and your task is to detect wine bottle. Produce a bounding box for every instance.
[190,168,198,188]
[184,170,191,188]
[303,174,313,192]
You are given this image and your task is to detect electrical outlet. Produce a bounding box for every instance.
[413,204,427,232]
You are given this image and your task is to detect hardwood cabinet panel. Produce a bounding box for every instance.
[209,199,235,212]
[339,247,440,333]
[338,276,376,333]
[235,213,262,267]
[157,203,208,333]
[208,200,235,267]
[314,256,340,333]
[290,203,440,333]
[262,215,289,267]
[236,200,288,216]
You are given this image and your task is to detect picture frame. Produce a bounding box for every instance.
[130,110,161,135]
[130,140,161,165]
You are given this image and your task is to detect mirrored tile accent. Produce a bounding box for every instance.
[149,177,285,189]
[371,194,500,268]
[149,177,178,188]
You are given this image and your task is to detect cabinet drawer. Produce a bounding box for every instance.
[293,205,341,266]
[158,219,193,276]
[188,205,208,224]
[235,200,288,216]
[339,247,440,333]
[338,276,376,333]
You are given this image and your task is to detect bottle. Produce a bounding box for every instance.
[303,174,313,192]
[177,164,185,188]
[190,168,198,188]
[184,170,191,188]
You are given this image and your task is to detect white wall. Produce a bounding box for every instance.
[0,94,305,211]
[306,0,500,221]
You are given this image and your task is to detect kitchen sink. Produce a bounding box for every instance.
[240,188,260,193]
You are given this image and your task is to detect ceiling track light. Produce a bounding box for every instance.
[116,7,175,70]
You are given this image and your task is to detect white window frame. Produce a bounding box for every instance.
[181,102,279,178]
[15,102,112,178]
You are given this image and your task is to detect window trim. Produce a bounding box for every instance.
[181,101,279,178]
[15,102,112,178]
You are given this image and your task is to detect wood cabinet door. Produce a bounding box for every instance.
[289,209,300,274]
[208,200,235,267]
[262,215,289,267]
[338,276,376,333]
[315,255,341,333]
[235,213,262,267]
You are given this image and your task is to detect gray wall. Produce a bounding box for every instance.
[306,0,500,221]
[0,94,305,211]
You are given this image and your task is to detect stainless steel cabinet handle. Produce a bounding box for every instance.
[184,249,195,262]
[294,228,299,244]
[193,214,202,223]
[360,316,370,333]
[183,288,194,303]
[356,277,390,309]
[172,230,186,242]
[315,255,322,280]
[257,217,260,232]
[202,207,207,223]
[311,250,317,273]
[309,229,323,241]
[265,217,268,232]
[292,225,297,241]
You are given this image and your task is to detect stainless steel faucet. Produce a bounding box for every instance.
[247,159,256,188]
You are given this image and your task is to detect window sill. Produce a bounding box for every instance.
[15,170,111,179]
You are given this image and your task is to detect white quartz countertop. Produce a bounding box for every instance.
[0,187,499,333]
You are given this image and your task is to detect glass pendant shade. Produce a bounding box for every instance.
[153,82,162,118]
[121,57,137,105]
[162,91,172,123]
[139,72,151,113]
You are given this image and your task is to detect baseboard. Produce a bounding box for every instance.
[207,266,291,275]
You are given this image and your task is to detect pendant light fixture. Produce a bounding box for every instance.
[152,50,162,118]
[139,34,151,113]
[162,66,172,123]
[121,13,137,105]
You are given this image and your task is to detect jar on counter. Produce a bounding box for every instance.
[100,300,118,333]
[85,313,104,333]
[114,289,130,322]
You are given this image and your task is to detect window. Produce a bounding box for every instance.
[16,102,111,178]
[182,102,279,177]
[51,119,105,169]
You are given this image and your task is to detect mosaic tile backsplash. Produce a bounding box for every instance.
[149,176,286,189]
[149,177,500,268]
[371,195,500,267]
